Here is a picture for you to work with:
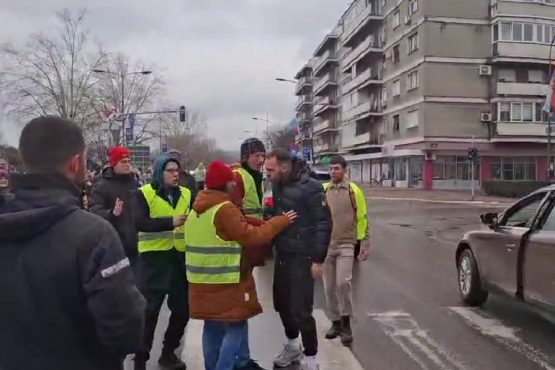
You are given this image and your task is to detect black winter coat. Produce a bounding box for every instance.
[271,158,332,263]
[0,173,145,370]
[89,167,140,260]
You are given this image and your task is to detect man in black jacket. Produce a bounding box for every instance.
[0,116,145,370]
[89,146,140,265]
[265,149,331,370]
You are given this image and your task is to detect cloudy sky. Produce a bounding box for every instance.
[0,0,350,150]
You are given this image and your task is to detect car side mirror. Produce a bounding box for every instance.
[481,212,498,229]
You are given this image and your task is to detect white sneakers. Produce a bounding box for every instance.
[273,342,303,368]
[273,341,320,370]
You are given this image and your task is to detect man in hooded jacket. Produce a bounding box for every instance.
[0,116,145,370]
[134,155,192,370]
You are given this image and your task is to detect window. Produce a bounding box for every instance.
[355,121,369,136]
[540,204,555,231]
[393,44,400,63]
[393,115,400,131]
[433,156,479,181]
[406,110,419,128]
[492,157,536,181]
[499,103,510,121]
[407,70,418,90]
[501,22,512,40]
[537,24,545,43]
[498,68,516,82]
[513,23,523,41]
[524,23,534,41]
[498,102,545,122]
[393,10,400,28]
[392,79,401,96]
[528,69,545,83]
[409,0,419,14]
[381,87,388,104]
[503,193,545,228]
[408,33,418,53]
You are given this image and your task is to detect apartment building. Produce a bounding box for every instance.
[294,0,555,190]
[295,61,314,153]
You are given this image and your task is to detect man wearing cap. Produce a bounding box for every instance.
[185,160,297,370]
[89,146,141,264]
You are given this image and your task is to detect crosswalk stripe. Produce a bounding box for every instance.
[368,311,466,370]
[449,307,555,370]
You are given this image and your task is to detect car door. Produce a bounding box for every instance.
[480,192,548,295]
[523,192,555,307]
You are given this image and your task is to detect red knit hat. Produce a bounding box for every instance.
[109,146,130,167]
[205,160,234,190]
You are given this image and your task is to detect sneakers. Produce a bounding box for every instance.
[234,359,266,370]
[325,320,342,340]
[300,356,320,370]
[273,342,303,368]
[340,316,353,346]
[158,351,187,370]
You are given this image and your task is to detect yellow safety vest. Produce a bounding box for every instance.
[323,182,368,241]
[184,201,242,284]
[138,184,191,253]
[235,167,263,219]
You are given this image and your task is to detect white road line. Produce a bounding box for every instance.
[182,310,364,370]
[369,311,466,370]
[366,196,509,206]
[449,307,555,370]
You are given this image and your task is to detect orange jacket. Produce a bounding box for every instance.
[188,189,289,322]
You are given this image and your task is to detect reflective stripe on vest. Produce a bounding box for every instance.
[235,167,263,219]
[138,184,191,253]
[184,201,241,284]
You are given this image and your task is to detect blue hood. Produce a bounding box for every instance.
[151,155,180,189]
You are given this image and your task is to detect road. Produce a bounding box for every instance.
[126,198,555,370]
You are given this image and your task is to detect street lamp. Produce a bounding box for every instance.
[252,116,273,150]
[93,69,153,145]
[275,77,297,84]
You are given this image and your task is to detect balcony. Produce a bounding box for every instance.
[342,5,383,47]
[313,96,340,116]
[296,95,313,110]
[496,122,549,137]
[295,76,313,95]
[342,100,382,122]
[313,49,340,76]
[313,118,339,134]
[313,141,339,155]
[497,82,548,96]
[313,73,339,95]
[342,35,383,72]
[494,42,551,61]
[343,69,382,94]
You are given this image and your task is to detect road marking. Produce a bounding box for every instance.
[449,307,555,370]
[366,196,509,207]
[182,310,363,370]
[369,311,466,370]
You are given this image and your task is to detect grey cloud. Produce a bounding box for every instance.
[0,0,350,150]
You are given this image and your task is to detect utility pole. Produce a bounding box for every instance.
[471,136,475,201]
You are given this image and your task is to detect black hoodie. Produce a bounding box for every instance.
[0,172,145,370]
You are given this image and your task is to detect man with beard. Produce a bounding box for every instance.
[0,116,145,370]
[89,146,140,265]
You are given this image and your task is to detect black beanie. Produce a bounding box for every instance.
[240,138,266,161]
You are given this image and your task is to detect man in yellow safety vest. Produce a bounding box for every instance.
[185,160,297,370]
[134,155,193,370]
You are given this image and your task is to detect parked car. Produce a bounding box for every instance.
[456,186,555,311]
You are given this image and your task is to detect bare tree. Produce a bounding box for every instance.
[267,124,297,150]
[91,53,165,145]
[0,9,105,136]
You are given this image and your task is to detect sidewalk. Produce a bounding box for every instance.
[360,185,515,206]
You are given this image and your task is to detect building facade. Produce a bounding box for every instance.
[294,0,555,189]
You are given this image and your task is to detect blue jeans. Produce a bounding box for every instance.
[203,320,250,370]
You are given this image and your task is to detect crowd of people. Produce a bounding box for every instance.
[0,116,370,370]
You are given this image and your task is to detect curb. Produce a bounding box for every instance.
[366,196,511,206]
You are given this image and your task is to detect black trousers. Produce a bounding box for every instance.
[273,253,318,356]
[136,249,189,360]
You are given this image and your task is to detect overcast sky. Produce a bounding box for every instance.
[0,0,350,150]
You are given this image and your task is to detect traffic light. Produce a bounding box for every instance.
[468,147,479,162]
[179,106,186,122]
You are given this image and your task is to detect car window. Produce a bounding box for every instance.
[538,197,555,231]
[502,193,547,228]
